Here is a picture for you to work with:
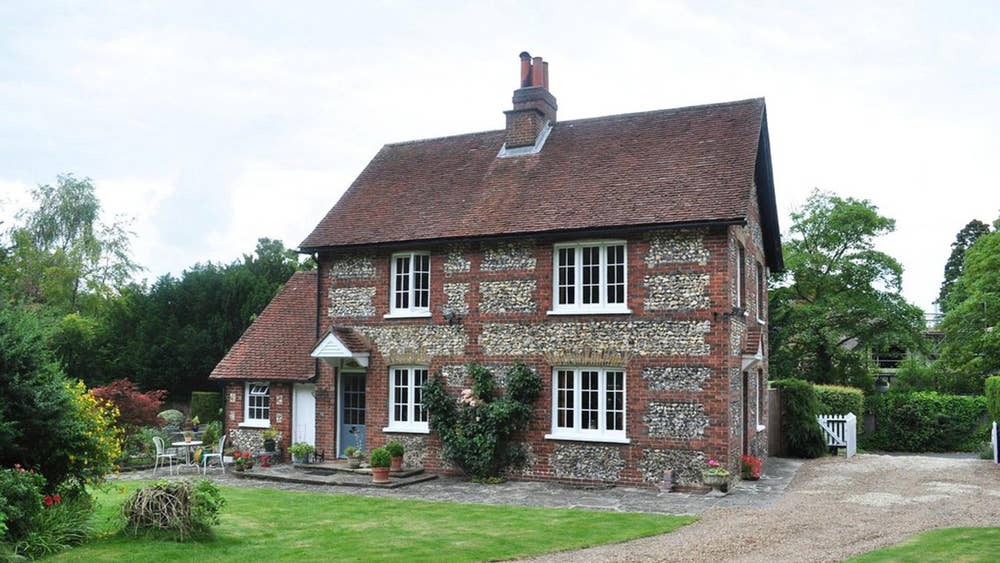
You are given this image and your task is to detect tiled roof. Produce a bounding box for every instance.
[209,271,317,381]
[328,326,372,353]
[301,98,768,250]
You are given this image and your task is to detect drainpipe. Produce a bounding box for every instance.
[314,252,321,380]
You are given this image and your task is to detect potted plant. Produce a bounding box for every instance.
[702,458,731,496]
[262,428,278,453]
[191,416,200,432]
[386,440,404,471]
[223,447,236,464]
[370,447,391,483]
[234,451,254,472]
[289,442,316,464]
[741,454,762,480]
[344,446,364,469]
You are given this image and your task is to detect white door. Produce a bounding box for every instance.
[292,384,316,446]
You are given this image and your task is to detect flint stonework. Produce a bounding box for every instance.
[353,325,467,358]
[481,240,537,271]
[443,245,471,274]
[479,279,537,314]
[645,229,710,266]
[328,287,376,318]
[329,255,376,279]
[638,448,706,487]
[644,273,710,311]
[641,366,712,392]
[442,283,470,315]
[645,402,709,439]
[550,444,626,481]
[479,320,710,356]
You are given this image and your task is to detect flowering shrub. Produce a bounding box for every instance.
[741,455,762,480]
[0,466,94,559]
[0,466,46,541]
[423,363,541,479]
[91,379,167,430]
[703,458,730,477]
[62,380,124,485]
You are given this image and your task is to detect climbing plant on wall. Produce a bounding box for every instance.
[423,363,541,480]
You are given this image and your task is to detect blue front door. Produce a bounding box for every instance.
[339,372,366,457]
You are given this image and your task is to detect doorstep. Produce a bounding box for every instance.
[232,465,437,489]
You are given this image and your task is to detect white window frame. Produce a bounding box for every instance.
[241,382,271,428]
[384,366,430,433]
[756,369,766,431]
[736,243,745,310]
[386,252,431,319]
[545,367,629,444]
[548,240,630,315]
[756,261,766,324]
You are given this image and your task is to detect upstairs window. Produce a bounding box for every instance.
[551,241,628,314]
[244,382,270,427]
[387,366,429,433]
[389,252,430,316]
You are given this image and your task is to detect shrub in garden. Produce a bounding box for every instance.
[190,392,223,423]
[986,376,1000,423]
[91,379,167,429]
[863,391,988,452]
[771,379,827,458]
[423,363,541,479]
[814,384,865,416]
[0,466,94,560]
[157,409,185,432]
[120,479,225,540]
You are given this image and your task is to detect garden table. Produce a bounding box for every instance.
[171,440,203,469]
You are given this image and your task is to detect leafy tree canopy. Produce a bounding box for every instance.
[769,191,925,388]
[936,227,1000,393]
[1,174,139,312]
[937,219,992,312]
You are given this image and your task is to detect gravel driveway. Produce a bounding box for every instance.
[529,454,1000,562]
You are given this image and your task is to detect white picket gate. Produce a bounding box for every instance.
[816,413,857,458]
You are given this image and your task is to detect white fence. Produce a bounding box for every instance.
[817,413,857,458]
[993,421,998,464]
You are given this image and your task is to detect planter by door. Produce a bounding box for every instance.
[263,439,276,452]
[390,456,403,472]
[371,467,390,484]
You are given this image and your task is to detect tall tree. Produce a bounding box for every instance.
[938,219,992,313]
[936,226,1000,393]
[769,191,925,389]
[1,174,139,312]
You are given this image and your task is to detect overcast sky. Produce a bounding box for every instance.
[1,1,998,314]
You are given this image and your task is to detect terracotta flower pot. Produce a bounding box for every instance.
[390,456,403,472]
[372,467,391,484]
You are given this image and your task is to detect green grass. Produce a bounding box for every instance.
[48,481,695,562]
[850,527,1000,562]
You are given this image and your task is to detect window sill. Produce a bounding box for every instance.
[383,311,432,319]
[547,308,632,316]
[756,424,766,432]
[382,426,430,434]
[544,433,630,444]
[238,421,271,429]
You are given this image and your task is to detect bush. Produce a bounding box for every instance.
[91,379,167,430]
[893,355,937,392]
[157,409,184,432]
[0,467,46,542]
[120,479,224,540]
[369,448,391,468]
[814,384,865,416]
[863,391,988,452]
[771,379,827,458]
[986,376,1000,423]
[201,421,223,451]
[1,306,122,488]
[190,392,223,424]
[0,468,93,560]
[424,363,542,479]
[385,440,404,458]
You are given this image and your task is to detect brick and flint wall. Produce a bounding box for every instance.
[314,224,770,486]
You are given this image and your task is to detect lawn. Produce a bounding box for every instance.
[49,481,695,562]
[849,527,1000,562]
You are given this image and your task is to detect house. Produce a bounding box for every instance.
[209,52,783,486]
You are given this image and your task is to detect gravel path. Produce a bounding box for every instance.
[528,454,1000,562]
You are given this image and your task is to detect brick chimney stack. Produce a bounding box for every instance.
[504,52,557,149]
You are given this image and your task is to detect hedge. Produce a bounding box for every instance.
[814,384,865,417]
[771,379,827,458]
[190,392,223,424]
[986,376,1000,423]
[862,391,988,452]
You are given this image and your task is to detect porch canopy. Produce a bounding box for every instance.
[310,326,371,368]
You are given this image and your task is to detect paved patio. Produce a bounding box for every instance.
[116,456,801,515]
